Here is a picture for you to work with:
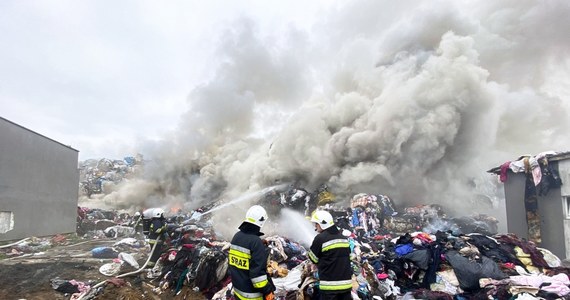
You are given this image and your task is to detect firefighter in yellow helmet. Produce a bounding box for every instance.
[229,205,275,300]
[308,210,353,300]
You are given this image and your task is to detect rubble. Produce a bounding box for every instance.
[1,188,569,300]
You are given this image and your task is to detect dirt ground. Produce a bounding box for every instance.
[0,238,205,300]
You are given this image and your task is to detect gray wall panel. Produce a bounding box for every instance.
[0,117,79,241]
[504,172,527,238]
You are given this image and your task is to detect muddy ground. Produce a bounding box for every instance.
[0,238,205,300]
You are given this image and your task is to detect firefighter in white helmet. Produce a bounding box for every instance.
[147,208,166,267]
[309,210,353,300]
[229,205,275,300]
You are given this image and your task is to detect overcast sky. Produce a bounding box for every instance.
[6,0,569,223]
[0,0,331,160]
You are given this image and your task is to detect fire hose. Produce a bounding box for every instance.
[76,235,162,300]
[0,237,30,249]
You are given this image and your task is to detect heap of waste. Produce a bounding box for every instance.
[3,188,569,300]
[78,155,144,197]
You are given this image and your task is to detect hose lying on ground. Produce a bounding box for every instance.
[0,237,30,249]
[2,235,113,252]
[5,237,116,261]
[62,237,115,248]
[76,235,162,300]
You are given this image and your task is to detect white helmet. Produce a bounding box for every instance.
[244,205,268,228]
[153,208,165,218]
[311,210,334,230]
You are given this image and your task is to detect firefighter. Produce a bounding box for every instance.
[129,211,144,235]
[147,208,167,267]
[229,205,275,300]
[309,210,353,300]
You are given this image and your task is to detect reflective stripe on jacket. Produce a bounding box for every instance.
[229,224,274,297]
[233,288,263,300]
[148,218,166,244]
[309,226,353,293]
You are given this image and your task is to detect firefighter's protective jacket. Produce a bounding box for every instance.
[229,222,274,300]
[308,225,353,293]
[148,218,166,244]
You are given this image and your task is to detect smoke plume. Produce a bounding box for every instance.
[83,0,570,231]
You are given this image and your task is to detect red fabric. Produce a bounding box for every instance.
[182,243,195,249]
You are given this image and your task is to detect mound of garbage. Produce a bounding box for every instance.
[79,155,144,197]
[3,188,569,300]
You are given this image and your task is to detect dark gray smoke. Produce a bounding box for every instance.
[87,1,570,226]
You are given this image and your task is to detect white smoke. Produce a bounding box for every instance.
[276,208,317,248]
[88,1,570,226]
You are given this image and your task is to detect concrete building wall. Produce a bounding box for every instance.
[503,172,527,238]
[0,117,79,241]
[536,165,564,259]
[504,163,568,259]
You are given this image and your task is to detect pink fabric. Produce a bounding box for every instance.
[532,162,542,186]
[509,273,570,296]
[500,161,511,182]
[69,280,90,293]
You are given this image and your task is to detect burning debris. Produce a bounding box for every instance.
[1,0,569,298]
[3,185,568,299]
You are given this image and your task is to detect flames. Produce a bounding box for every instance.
[169,204,183,214]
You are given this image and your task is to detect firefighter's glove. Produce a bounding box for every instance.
[261,284,274,298]
[157,225,168,234]
[264,292,274,300]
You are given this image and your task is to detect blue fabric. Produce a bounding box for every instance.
[395,243,414,257]
[352,209,360,227]
[370,259,383,274]
[124,156,136,166]
[287,242,301,254]
[91,247,119,258]
[382,198,395,215]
